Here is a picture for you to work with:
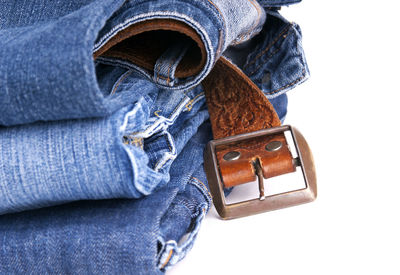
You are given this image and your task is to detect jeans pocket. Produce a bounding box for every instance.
[242,10,310,99]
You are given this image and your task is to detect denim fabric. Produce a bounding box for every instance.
[94,0,267,90]
[224,10,309,101]
[0,124,213,274]
[0,78,209,215]
[0,0,267,126]
[0,0,126,126]
[0,0,309,273]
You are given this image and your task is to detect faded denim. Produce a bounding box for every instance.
[1,0,276,126]
[0,0,309,273]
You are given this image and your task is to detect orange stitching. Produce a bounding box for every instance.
[247,28,294,76]
[153,135,174,170]
[156,56,163,83]
[111,71,132,95]
[247,44,284,76]
[167,62,171,85]
[161,249,173,269]
[166,52,177,85]
[158,51,179,85]
[207,0,225,27]
[124,95,188,162]
[267,69,306,96]
[244,23,292,69]
[185,92,204,111]
[157,75,169,81]
[191,177,212,199]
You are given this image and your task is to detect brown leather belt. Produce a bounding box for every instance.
[203,57,317,219]
[94,18,317,220]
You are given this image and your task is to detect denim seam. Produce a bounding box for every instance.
[94,13,213,59]
[155,57,163,83]
[118,96,190,194]
[98,46,197,90]
[166,59,172,85]
[248,46,280,76]
[156,52,178,86]
[175,199,198,219]
[123,137,144,149]
[110,70,132,95]
[158,242,174,270]
[266,22,310,99]
[94,12,208,53]
[125,96,190,138]
[266,68,306,97]
[156,74,169,81]
[169,97,191,121]
[247,27,295,76]
[155,52,176,85]
[123,97,190,173]
[160,249,173,269]
[206,0,226,49]
[93,12,215,91]
[119,99,153,195]
[96,57,152,82]
[243,23,292,69]
[189,177,213,205]
[184,92,205,111]
[153,131,176,171]
[235,0,262,44]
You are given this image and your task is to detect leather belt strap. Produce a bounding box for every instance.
[203,59,317,219]
[94,18,317,220]
[202,57,316,220]
[203,57,281,139]
[202,57,296,188]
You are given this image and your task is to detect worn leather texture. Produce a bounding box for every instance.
[202,57,281,140]
[203,57,295,187]
[215,133,296,187]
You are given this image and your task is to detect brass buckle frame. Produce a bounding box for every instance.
[204,125,317,220]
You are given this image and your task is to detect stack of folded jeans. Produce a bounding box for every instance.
[0,0,309,273]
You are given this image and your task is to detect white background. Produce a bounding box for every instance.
[172,0,400,274]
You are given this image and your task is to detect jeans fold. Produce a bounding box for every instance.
[0,0,308,273]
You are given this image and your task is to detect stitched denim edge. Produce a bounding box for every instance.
[93,12,215,91]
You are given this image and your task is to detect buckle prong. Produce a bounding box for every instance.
[204,125,317,220]
[253,160,265,201]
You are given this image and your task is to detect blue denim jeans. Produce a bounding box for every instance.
[0,0,309,273]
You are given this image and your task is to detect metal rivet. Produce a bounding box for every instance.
[223,151,241,161]
[265,141,282,152]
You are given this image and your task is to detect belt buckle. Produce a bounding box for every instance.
[204,125,317,220]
